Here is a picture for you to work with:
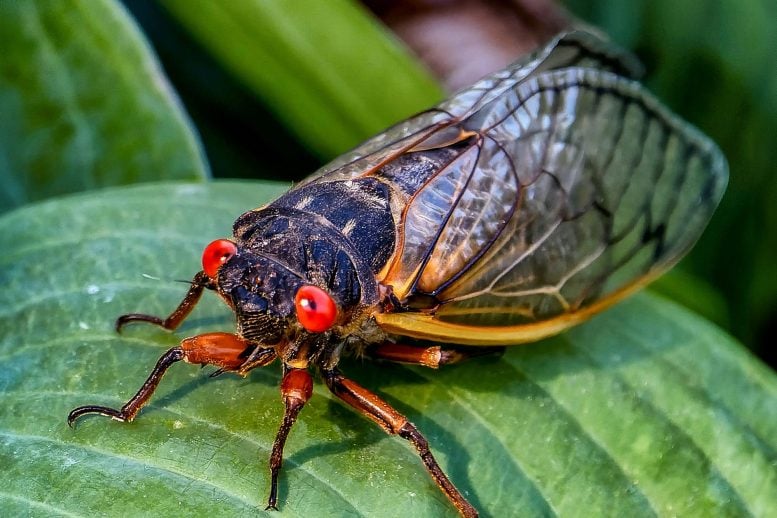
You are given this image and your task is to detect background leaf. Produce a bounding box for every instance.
[0,0,208,213]
[1,182,774,517]
[158,0,442,159]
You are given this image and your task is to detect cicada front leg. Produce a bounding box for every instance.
[68,332,272,425]
[115,271,211,331]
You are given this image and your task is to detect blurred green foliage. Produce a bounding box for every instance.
[160,0,442,159]
[126,0,441,183]
[0,0,208,211]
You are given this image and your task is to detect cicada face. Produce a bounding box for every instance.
[215,249,296,345]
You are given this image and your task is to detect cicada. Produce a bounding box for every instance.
[68,32,727,517]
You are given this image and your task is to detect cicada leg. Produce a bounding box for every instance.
[266,368,314,511]
[368,343,505,369]
[67,332,272,425]
[323,368,478,518]
[115,271,211,331]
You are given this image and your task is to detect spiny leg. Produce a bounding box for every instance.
[68,346,184,425]
[68,332,269,425]
[116,271,211,331]
[266,368,313,511]
[368,343,505,369]
[323,368,478,518]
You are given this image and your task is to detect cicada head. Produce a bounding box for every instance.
[212,249,300,345]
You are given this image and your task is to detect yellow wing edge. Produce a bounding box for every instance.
[373,271,660,346]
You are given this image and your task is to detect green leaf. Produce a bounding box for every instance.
[1,182,775,517]
[159,0,443,159]
[0,0,208,213]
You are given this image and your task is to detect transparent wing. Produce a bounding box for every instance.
[382,66,727,328]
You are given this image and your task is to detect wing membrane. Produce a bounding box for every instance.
[288,31,726,342]
[383,57,727,330]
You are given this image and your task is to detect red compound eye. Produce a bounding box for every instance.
[295,285,337,333]
[201,239,237,278]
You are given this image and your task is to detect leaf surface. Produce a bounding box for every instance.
[1,182,775,517]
